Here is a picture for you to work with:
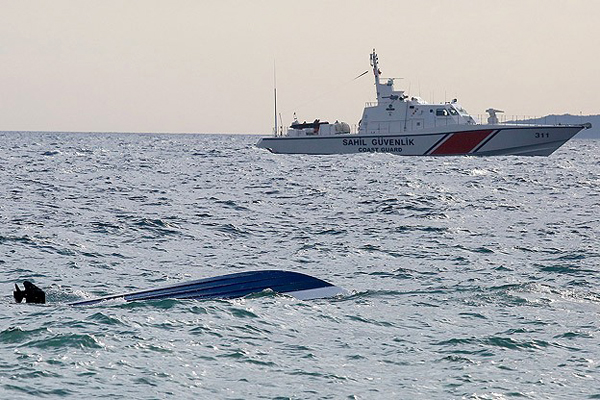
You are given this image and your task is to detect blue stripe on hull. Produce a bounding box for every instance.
[69,270,343,306]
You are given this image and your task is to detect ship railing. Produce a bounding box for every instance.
[272,124,360,135]
[473,114,570,126]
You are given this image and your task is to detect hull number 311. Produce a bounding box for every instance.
[535,132,550,138]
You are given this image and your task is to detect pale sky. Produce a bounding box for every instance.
[1,0,599,134]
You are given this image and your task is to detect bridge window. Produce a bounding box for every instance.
[448,108,458,116]
[436,108,448,116]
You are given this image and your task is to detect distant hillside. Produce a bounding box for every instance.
[516,114,599,139]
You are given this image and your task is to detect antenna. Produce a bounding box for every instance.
[273,60,278,136]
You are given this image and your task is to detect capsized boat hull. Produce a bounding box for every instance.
[256,124,585,156]
[68,270,346,306]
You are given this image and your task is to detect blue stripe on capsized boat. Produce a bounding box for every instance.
[69,270,341,306]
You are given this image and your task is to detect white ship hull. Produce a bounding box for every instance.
[256,124,585,156]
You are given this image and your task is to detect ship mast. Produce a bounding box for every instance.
[370,49,381,84]
[370,49,383,101]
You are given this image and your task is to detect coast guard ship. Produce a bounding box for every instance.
[256,50,590,156]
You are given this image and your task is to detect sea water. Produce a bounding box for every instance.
[1,131,599,399]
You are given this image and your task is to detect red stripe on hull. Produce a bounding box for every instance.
[431,130,494,155]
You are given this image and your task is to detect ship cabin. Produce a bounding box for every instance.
[358,76,477,135]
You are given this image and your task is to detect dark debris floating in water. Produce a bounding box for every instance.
[13,281,46,304]
[13,270,346,306]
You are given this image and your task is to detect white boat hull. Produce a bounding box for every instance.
[256,125,585,156]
